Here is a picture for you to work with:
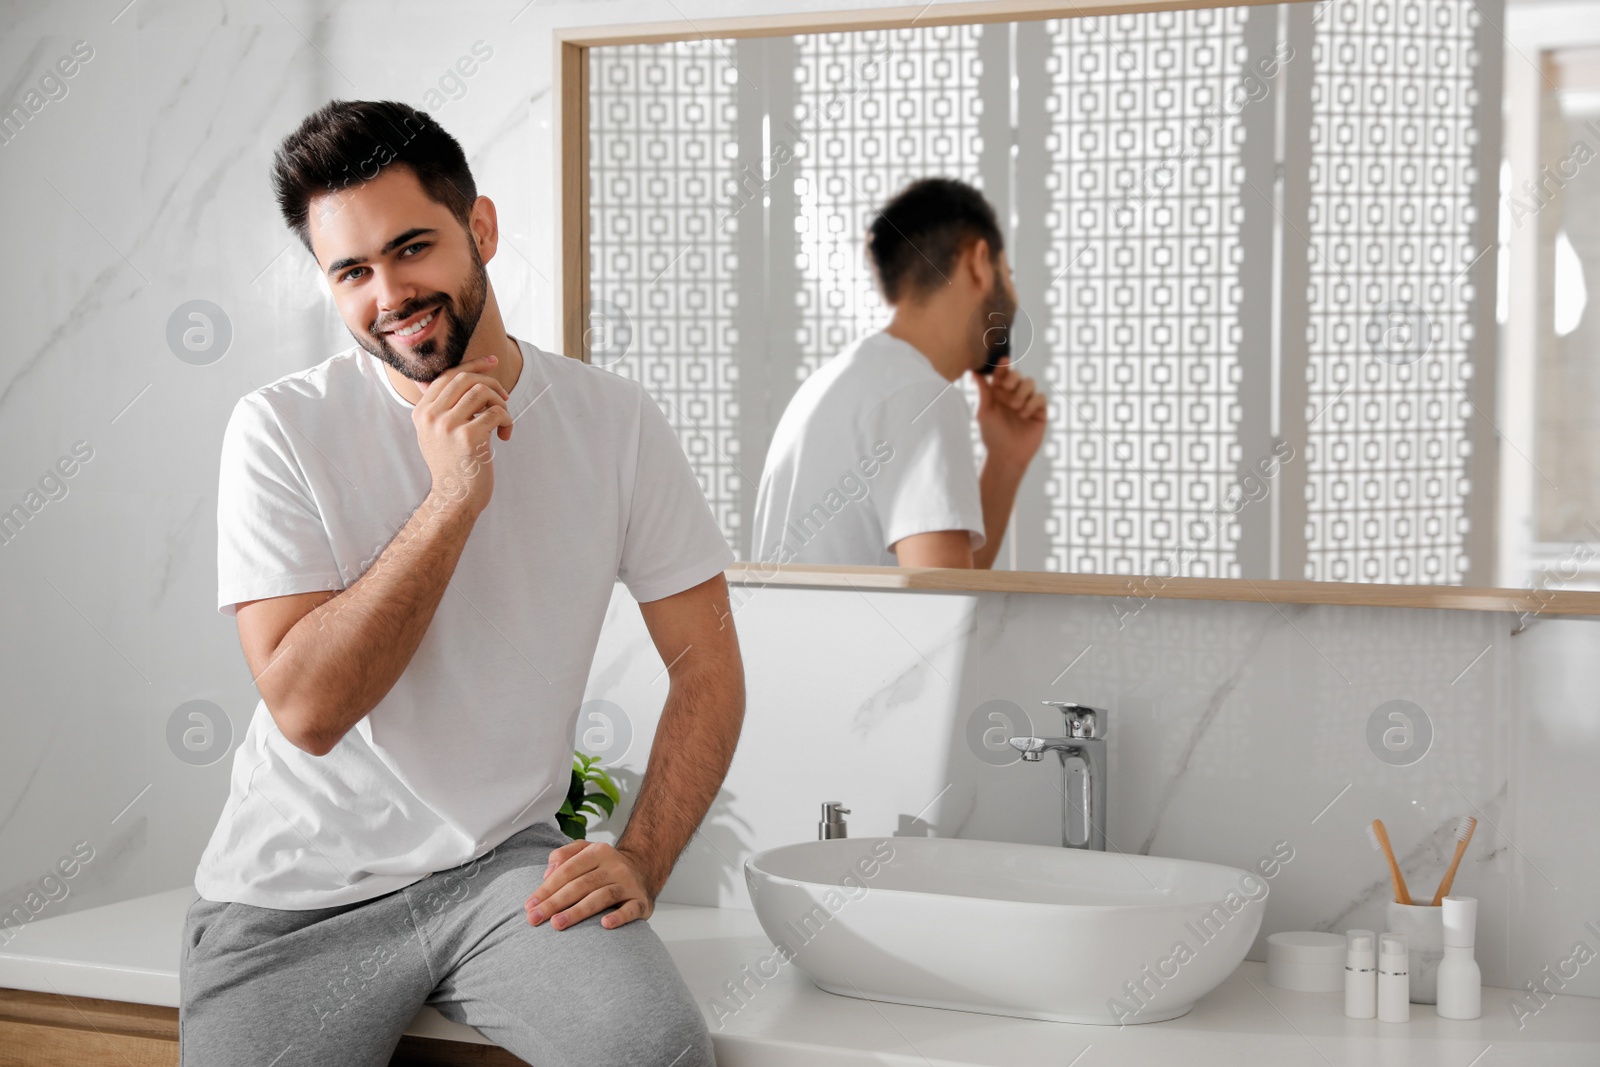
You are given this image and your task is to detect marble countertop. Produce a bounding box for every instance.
[2,888,1597,1065]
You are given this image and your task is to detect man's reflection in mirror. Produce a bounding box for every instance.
[751,178,1048,568]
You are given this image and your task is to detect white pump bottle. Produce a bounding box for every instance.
[1436,895,1482,1019]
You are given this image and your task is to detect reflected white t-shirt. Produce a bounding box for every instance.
[199,337,733,910]
[750,330,984,566]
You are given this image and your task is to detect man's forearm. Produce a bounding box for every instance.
[975,457,1025,570]
[262,489,480,754]
[614,659,744,897]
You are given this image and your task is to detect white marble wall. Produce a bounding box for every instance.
[0,0,1595,1026]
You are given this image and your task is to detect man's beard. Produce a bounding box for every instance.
[356,241,489,384]
[976,271,1018,376]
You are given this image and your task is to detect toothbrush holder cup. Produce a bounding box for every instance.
[1386,901,1444,1004]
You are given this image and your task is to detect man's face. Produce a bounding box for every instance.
[976,249,1019,375]
[308,164,488,384]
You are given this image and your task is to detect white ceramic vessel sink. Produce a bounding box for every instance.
[744,836,1266,1025]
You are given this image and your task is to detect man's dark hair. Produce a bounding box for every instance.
[866,178,1004,304]
[272,100,477,254]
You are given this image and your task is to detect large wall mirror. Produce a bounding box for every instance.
[559,0,1600,608]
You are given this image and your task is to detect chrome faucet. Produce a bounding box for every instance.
[1008,702,1108,851]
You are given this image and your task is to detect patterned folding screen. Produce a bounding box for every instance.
[791,27,987,379]
[586,0,1502,581]
[587,41,743,552]
[1301,0,1500,583]
[1038,8,1256,578]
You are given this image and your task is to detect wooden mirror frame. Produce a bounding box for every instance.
[554,0,1600,617]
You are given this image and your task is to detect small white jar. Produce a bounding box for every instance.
[1266,931,1347,992]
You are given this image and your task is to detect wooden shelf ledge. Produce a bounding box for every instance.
[723,563,1600,616]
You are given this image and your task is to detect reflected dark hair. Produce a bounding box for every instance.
[272,99,477,254]
[866,177,1003,304]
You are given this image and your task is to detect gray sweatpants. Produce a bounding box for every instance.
[178,821,715,1066]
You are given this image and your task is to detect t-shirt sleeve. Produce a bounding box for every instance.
[616,385,736,603]
[870,381,986,553]
[215,395,345,616]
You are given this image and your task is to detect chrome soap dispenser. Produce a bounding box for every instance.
[819,802,850,840]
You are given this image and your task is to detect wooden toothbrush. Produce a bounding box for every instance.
[1430,816,1478,906]
[1368,819,1413,905]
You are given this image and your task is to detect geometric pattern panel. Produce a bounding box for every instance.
[792,25,988,382]
[589,41,742,553]
[1304,0,1484,583]
[1039,7,1254,578]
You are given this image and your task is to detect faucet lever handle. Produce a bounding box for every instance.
[1041,701,1107,739]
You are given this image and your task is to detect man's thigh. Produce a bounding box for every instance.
[179,889,433,1067]
[420,827,715,1067]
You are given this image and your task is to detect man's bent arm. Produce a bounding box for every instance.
[614,572,746,896]
[238,489,480,755]
[974,454,1026,570]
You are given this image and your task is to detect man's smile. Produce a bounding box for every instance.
[379,304,442,345]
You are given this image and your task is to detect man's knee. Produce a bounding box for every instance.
[575,930,713,1066]
[595,989,714,1066]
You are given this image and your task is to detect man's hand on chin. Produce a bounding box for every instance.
[525,840,656,931]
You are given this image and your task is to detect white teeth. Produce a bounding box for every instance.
[394,310,435,337]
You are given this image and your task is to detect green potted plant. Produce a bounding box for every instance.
[557,751,620,840]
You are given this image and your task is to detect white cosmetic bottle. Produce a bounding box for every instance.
[1344,929,1377,1019]
[1378,933,1410,1022]
[1436,895,1483,1019]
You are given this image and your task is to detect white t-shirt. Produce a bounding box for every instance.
[750,330,984,566]
[199,337,733,910]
